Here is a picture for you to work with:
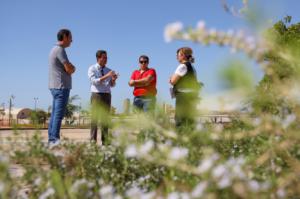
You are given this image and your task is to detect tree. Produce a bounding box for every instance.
[64,95,80,125]
[251,17,300,115]
[30,109,47,125]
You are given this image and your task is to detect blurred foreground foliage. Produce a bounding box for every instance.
[1,18,300,199]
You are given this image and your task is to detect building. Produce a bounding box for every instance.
[1,107,32,125]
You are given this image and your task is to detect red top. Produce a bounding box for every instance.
[130,68,157,97]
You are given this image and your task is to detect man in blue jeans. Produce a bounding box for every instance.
[48,29,76,147]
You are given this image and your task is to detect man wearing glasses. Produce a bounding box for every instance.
[88,50,118,145]
[129,55,157,113]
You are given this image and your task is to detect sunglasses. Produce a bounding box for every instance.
[139,60,148,64]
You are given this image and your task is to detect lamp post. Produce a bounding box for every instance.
[34,97,38,111]
[8,95,15,126]
[0,103,4,126]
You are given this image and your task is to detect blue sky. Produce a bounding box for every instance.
[1,0,299,112]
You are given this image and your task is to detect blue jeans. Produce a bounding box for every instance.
[133,96,156,113]
[48,89,70,143]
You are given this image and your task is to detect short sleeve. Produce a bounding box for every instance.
[149,69,156,80]
[130,70,137,80]
[57,47,69,64]
[148,69,156,76]
[174,64,187,76]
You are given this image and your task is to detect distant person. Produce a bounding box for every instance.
[88,50,118,145]
[48,29,76,147]
[129,55,157,113]
[169,47,200,130]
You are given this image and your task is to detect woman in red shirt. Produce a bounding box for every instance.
[129,55,157,113]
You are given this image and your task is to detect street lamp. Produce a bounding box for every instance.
[34,97,38,111]
[8,95,15,126]
[0,103,5,126]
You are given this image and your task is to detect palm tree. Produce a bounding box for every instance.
[65,95,80,124]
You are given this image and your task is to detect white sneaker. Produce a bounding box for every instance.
[48,140,60,149]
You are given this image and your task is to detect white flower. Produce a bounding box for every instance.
[34,177,42,186]
[236,30,245,39]
[226,157,245,168]
[248,180,260,192]
[71,179,88,192]
[253,117,261,126]
[180,192,190,199]
[99,185,114,198]
[139,140,154,155]
[260,181,271,190]
[217,175,231,188]
[140,191,156,199]
[226,29,234,37]
[236,156,246,165]
[0,153,9,163]
[53,150,65,158]
[282,114,296,129]
[276,188,286,198]
[126,186,143,198]
[191,181,208,198]
[38,187,55,199]
[125,144,138,158]
[167,192,180,199]
[209,28,217,38]
[197,158,213,173]
[197,153,219,173]
[182,33,190,40]
[212,165,227,178]
[232,165,246,179]
[114,195,123,199]
[196,20,206,30]
[169,147,189,160]
[164,22,183,42]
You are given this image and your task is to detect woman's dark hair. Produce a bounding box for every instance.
[57,29,71,41]
[96,50,107,59]
[139,55,149,62]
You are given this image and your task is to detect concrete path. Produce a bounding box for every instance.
[0,129,91,179]
[0,128,90,143]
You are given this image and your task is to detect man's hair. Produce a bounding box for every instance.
[96,50,107,59]
[139,55,149,62]
[57,29,71,41]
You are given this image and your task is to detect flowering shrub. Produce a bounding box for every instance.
[1,2,300,199]
[0,103,299,198]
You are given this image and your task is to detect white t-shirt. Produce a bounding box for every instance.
[174,63,196,77]
[174,64,187,76]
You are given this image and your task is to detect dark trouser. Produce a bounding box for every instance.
[90,92,111,144]
[133,96,156,113]
[175,92,198,130]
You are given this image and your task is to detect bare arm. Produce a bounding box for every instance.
[169,74,181,85]
[64,62,76,75]
[129,75,154,87]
